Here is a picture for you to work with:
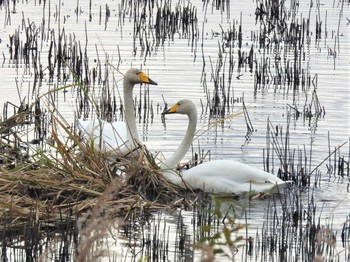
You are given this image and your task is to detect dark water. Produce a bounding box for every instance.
[0,0,349,261]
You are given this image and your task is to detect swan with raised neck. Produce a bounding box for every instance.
[160,99,290,194]
[77,68,157,156]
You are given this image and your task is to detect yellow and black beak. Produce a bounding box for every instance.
[139,72,158,85]
[162,102,179,115]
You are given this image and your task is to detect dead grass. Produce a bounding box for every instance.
[0,109,200,232]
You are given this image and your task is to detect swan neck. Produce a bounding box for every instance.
[161,110,197,169]
[123,81,139,143]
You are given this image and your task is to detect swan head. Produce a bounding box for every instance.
[124,68,158,86]
[162,99,196,116]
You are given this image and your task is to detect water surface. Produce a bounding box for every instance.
[0,0,349,261]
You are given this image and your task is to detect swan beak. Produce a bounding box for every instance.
[139,72,158,85]
[162,103,178,115]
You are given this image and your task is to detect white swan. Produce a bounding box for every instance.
[160,99,290,195]
[77,68,157,156]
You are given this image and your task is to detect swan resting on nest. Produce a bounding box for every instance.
[160,99,290,195]
[77,68,157,157]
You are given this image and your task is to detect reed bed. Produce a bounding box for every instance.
[0,105,203,233]
[199,0,336,120]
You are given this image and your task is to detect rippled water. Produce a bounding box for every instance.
[0,0,349,261]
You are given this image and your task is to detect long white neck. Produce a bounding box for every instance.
[123,82,139,144]
[161,108,197,170]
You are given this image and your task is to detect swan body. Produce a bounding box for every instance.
[161,99,289,195]
[162,160,287,194]
[77,119,127,155]
[77,68,157,156]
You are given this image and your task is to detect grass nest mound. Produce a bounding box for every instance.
[0,119,200,231]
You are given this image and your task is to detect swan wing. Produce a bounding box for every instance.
[102,121,127,148]
[182,160,288,194]
[77,119,127,150]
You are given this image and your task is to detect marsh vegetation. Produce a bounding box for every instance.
[0,0,349,261]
